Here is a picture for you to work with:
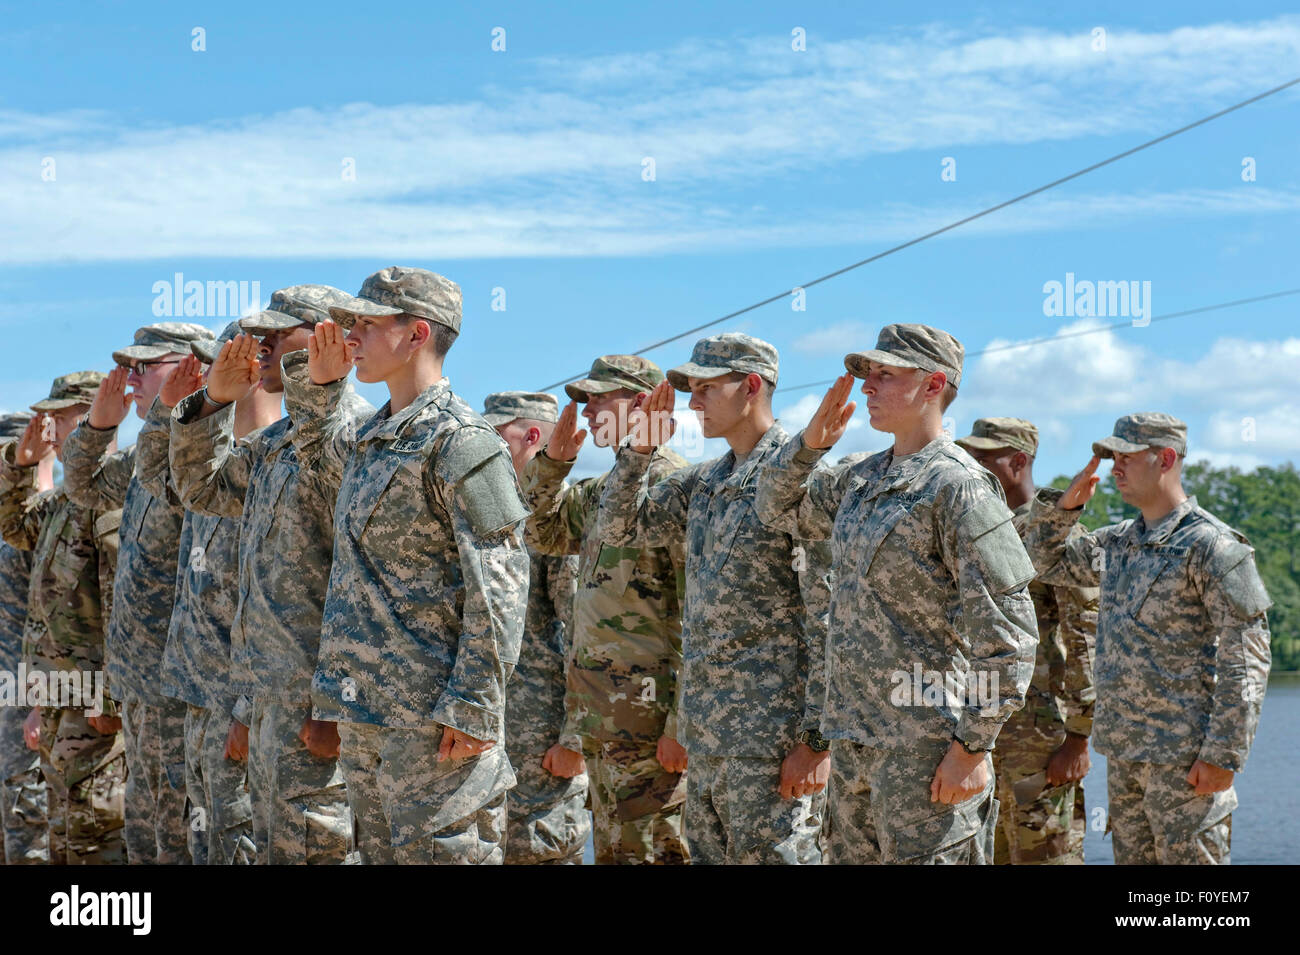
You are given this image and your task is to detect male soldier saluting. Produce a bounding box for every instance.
[0,372,126,864]
[594,334,836,864]
[61,321,213,865]
[0,412,49,865]
[956,417,1098,865]
[755,324,1038,864]
[524,355,690,865]
[1024,413,1271,864]
[136,323,282,864]
[170,288,373,864]
[481,391,590,865]
[291,267,530,864]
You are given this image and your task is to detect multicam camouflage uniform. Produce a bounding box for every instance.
[137,377,257,865]
[0,372,126,865]
[293,268,530,865]
[483,391,590,865]
[61,324,213,865]
[594,336,832,864]
[755,326,1038,864]
[523,355,689,865]
[170,291,372,864]
[1024,413,1272,865]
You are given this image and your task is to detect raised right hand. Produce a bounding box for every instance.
[88,365,132,430]
[804,373,857,450]
[206,334,261,404]
[307,320,355,385]
[159,355,207,408]
[1059,455,1102,510]
[13,413,56,467]
[544,400,587,461]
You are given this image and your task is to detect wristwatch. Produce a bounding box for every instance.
[798,729,831,752]
[954,735,991,755]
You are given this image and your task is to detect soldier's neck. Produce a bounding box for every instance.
[1140,483,1189,525]
[387,354,445,414]
[724,408,774,457]
[1004,476,1035,511]
[233,385,283,440]
[891,414,944,457]
[36,456,55,493]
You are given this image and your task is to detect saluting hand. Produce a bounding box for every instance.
[88,365,132,430]
[13,413,56,468]
[544,400,587,462]
[438,726,495,761]
[159,355,207,408]
[804,374,857,450]
[307,320,354,385]
[1059,455,1102,510]
[206,334,261,404]
[628,381,676,455]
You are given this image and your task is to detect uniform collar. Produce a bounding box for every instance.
[879,434,952,493]
[715,422,787,487]
[1136,494,1198,546]
[361,378,450,442]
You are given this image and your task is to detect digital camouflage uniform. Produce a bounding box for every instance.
[169,290,373,864]
[755,326,1038,865]
[297,268,530,865]
[1024,413,1272,865]
[956,417,1098,865]
[137,344,258,865]
[61,323,213,865]
[482,392,590,865]
[524,355,690,865]
[595,336,832,865]
[0,372,126,865]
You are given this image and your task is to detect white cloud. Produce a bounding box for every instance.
[4,18,1298,263]
[791,321,874,355]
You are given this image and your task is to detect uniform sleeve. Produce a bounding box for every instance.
[280,350,357,492]
[1055,559,1099,737]
[796,537,833,735]
[754,430,846,540]
[545,554,580,648]
[1196,537,1273,772]
[428,429,532,742]
[0,443,47,550]
[170,389,255,519]
[1022,486,1116,590]
[941,480,1040,751]
[61,421,134,512]
[522,451,603,556]
[135,397,180,504]
[593,445,692,550]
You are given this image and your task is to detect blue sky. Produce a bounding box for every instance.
[2,1,1298,482]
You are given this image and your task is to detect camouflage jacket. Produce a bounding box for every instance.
[61,420,186,705]
[169,356,375,704]
[135,400,255,715]
[1012,496,1098,737]
[286,370,529,741]
[594,424,832,758]
[0,539,34,776]
[1023,492,1272,772]
[523,446,686,749]
[754,433,1038,751]
[0,444,119,716]
[507,547,580,758]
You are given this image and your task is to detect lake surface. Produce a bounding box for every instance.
[579,675,1299,864]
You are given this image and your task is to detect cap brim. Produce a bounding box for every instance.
[954,435,1008,452]
[1091,436,1150,458]
[113,344,176,365]
[30,398,88,412]
[564,378,623,402]
[481,412,515,427]
[665,363,731,392]
[191,341,221,364]
[844,350,925,378]
[327,295,403,330]
[240,312,308,335]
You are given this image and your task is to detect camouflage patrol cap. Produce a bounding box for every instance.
[240,284,354,334]
[112,322,214,366]
[1092,412,1187,458]
[956,417,1039,456]
[192,321,245,364]
[30,371,107,412]
[0,411,33,441]
[844,323,964,390]
[565,356,664,402]
[328,267,462,333]
[482,391,560,427]
[666,333,779,392]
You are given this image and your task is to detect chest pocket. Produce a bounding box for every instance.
[122,488,153,548]
[342,433,437,545]
[836,482,919,579]
[696,481,751,575]
[1127,545,1189,624]
[251,456,296,542]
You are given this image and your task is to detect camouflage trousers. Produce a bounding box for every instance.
[828,739,998,865]
[1106,758,1235,865]
[684,754,824,865]
[583,738,689,865]
[338,721,514,865]
[992,709,1086,865]
[2,757,49,864]
[503,754,590,865]
[39,707,126,865]
[247,696,351,865]
[121,697,191,864]
[184,704,255,865]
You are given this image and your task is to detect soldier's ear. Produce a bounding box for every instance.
[526,425,543,449]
